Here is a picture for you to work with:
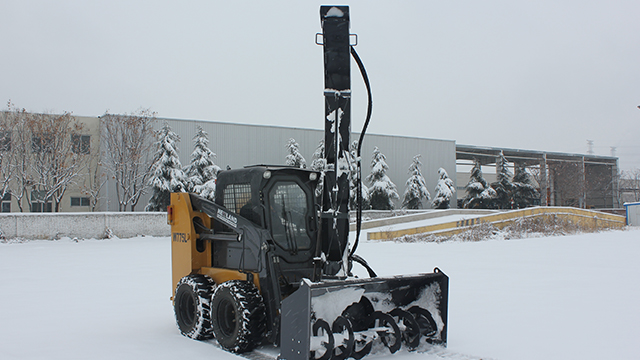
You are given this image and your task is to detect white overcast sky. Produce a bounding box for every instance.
[2,1,639,170]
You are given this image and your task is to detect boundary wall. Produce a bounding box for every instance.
[350,209,499,231]
[0,212,169,240]
[368,207,626,240]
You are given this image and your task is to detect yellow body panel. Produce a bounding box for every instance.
[199,267,260,291]
[170,193,212,296]
[169,192,260,300]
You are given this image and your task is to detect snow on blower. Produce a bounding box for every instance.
[168,6,449,360]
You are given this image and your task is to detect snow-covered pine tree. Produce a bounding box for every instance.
[512,163,539,208]
[463,159,496,209]
[285,138,306,168]
[432,167,456,209]
[146,123,186,211]
[490,152,515,209]
[348,140,370,210]
[366,147,399,210]
[402,155,430,209]
[183,126,221,201]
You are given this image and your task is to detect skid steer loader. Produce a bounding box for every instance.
[169,6,448,360]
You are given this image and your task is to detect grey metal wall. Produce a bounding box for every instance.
[102,118,456,210]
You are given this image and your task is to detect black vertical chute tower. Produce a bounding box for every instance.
[319,5,352,274]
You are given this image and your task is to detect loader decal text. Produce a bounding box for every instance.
[173,233,187,243]
[216,208,238,229]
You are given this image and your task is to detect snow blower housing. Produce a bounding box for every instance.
[169,6,448,360]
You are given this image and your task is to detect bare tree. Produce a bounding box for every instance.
[1,103,90,212]
[630,169,640,202]
[0,105,14,200]
[27,111,90,212]
[2,103,32,211]
[100,109,156,211]
[80,156,107,212]
[620,168,640,203]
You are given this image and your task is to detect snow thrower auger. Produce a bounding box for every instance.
[168,6,449,360]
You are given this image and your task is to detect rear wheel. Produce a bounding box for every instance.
[174,274,216,340]
[211,280,266,353]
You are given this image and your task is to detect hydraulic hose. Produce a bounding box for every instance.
[349,46,373,262]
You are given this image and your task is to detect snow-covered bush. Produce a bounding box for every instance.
[101,109,156,211]
[432,167,456,209]
[402,155,430,209]
[183,126,221,201]
[146,123,186,211]
[395,214,617,243]
[366,147,399,210]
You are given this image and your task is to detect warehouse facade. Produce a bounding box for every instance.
[1,112,619,212]
[99,117,457,211]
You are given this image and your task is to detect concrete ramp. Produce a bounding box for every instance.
[367,207,626,240]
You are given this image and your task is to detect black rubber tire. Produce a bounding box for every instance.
[311,319,334,360]
[408,306,437,340]
[372,311,402,354]
[331,316,354,360]
[389,308,421,350]
[174,274,216,340]
[211,280,266,353]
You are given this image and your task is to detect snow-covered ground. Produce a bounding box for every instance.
[1,228,639,360]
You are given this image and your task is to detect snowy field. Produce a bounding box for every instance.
[1,228,639,360]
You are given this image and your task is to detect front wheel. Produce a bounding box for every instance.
[174,274,216,340]
[211,280,266,353]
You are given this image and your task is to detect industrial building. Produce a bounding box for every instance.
[0,113,620,212]
[100,117,457,212]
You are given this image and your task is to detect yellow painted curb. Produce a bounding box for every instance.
[368,207,626,240]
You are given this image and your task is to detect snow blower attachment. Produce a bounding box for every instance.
[281,273,448,360]
[168,5,449,360]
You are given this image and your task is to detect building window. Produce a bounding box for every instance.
[72,134,90,154]
[0,131,11,152]
[32,133,53,153]
[30,190,52,212]
[70,197,90,207]
[1,192,10,212]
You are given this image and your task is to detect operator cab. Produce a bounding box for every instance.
[215,166,320,263]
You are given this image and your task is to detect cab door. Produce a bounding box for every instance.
[264,176,318,289]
